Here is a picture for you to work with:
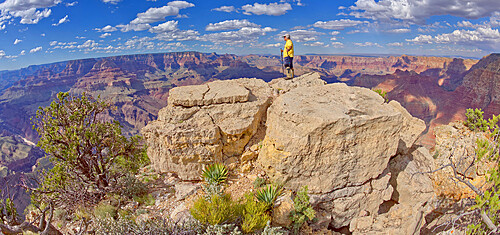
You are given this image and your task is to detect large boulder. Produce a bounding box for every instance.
[256,83,427,228]
[141,78,273,180]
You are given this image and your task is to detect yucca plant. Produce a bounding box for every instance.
[255,185,283,211]
[202,163,229,185]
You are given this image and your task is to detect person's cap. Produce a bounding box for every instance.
[283,34,290,38]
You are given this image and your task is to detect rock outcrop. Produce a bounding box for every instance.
[143,72,436,232]
[141,78,273,180]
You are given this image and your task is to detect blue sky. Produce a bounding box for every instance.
[0,0,499,70]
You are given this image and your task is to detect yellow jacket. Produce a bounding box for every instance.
[284,39,293,57]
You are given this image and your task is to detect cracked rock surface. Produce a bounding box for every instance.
[141,78,272,180]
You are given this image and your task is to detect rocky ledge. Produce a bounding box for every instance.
[141,72,436,233]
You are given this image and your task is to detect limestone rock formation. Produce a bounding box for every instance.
[141,78,273,180]
[142,72,435,232]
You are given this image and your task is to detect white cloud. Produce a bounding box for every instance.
[155,29,200,41]
[457,21,475,28]
[0,50,5,58]
[20,50,25,55]
[66,1,77,6]
[30,46,42,53]
[52,15,69,26]
[354,42,381,47]
[131,1,193,24]
[304,41,325,47]
[286,29,324,42]
[385,28,410,33]
[407,27,500,50]
[263,42,281,48]
[330,31,340,36]
[149,20,178,33]
[117,23,151,32]
[100,33,111,38]
[102,0,120,4]
[242,3,291,16]
[349,0,500,24]
[96,25,118,32]
[206,19,259,31]
[77,40,98,49]
[387,42,403,46]
[167,1,194,9]
[212,6,236,12]
[0,0,60,26]
[313,19,367,30]
[11,8,52,24]
[331,42,344,48]
[50,41,57,46]
[204,27,275,45]
[14,39,22,44]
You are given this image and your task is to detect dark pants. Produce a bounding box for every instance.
[284,56,293,69]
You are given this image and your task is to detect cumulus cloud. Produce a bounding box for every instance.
[100,33,111,38]
[131,1,193,24]
[385,28,410,33]
[0,0,60,26]
[30,46,43,53]
[331,42,344,48]
[117,23,151,32]
[52,15,69,26]
[304,41,325,47]
[155,29,200,41]
[149,20,178,33]
[11,8,52,24]
[349,0,500,24]
[212,6,236,12]
[354,42,381,47]
[204,26,275,45]
[206,19,259,31]
[20,50,26,55]
[407,27,500,50]
[66,1,77,6]
[14,39,22,44]
[387,42,403,46]
[96,25,118,32]
[286,29,324,42]
[167,1,194,9]
[313,19,367,30]
[0,50,5,58]
[242,3,291,16]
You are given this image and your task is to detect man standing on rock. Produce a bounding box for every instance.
[281,34,294,79]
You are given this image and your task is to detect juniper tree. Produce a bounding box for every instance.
[29,92,148,210]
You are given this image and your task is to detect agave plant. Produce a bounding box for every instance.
[202,163,229,185]
[255,185,283,211]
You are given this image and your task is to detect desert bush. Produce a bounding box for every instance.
[290,186,315,234]
[255,184,283,211]
[203,224,242,235]
[93,201,117,219]
[190,193,241,226]
[94,214,202,235]
[372,88,389,103]
[133,193,155,206]
[115,175,149,199]
[261,221,285,235]
[241,193,270,233]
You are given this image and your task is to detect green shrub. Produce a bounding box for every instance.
[203,224,242,235]
[241,193,270,233]
[373,88,389,103]
[94,201,117,219]
[133,193,155,206]
[290,186,315,234]
[116,175,149,199]
[190,193,241,225]
[261,221,285,235]
[202,163,229,185]
[94,215,202,235]
[255,184,283,211]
